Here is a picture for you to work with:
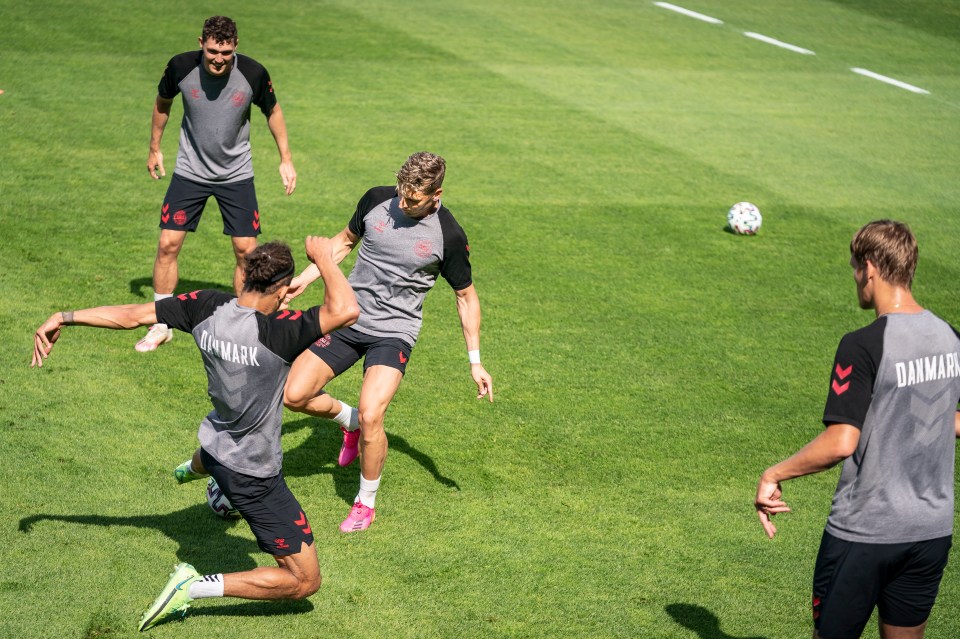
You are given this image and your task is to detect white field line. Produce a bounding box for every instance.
[743,32,815,55]
[851,68,930,94]
[653,2,723,25]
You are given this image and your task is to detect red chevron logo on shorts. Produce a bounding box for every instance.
[399,351,408,364]
[295,511,311,535]
[835,363,853,379]
[161,202,170,224]
[176,291,200,301]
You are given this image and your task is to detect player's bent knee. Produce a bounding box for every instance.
[292,573,321,599]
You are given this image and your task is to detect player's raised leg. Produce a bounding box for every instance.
[284,349,360,465]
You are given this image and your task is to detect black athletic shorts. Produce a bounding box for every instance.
[200,448,313,556]
[160,173,261,237]
[812,530,952,638]
[308,326,413,376]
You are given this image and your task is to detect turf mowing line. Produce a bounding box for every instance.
[850,68,930,95]
[653,2,722,25]
[743,32,815,56]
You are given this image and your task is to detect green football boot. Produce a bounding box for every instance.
[138,562,199,632]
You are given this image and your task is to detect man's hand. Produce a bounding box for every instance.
[305,236,332,265]
[755,471,791,539]
[279,160,297,195]
[147,150,165,180]
[32,313,64,368]
[471,364,494,403]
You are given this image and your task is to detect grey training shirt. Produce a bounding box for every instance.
[822,311,960,543]
[158,51,277,184]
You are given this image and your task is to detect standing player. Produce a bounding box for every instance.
[32,237,358,631]
[755,220,960,639]
[137,15,298,353]
[283,152,494,533]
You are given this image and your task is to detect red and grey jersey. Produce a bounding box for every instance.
[158,51,277,184]
[156,290,322,478]
[822,311,960,543]
[346,186,472,346]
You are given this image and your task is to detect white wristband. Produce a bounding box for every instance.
[468,349,481,364]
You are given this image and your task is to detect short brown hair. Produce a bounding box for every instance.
[396,152,446,195]
[850,220,918,287]
[243,242,294,293]
[202,16,238,44]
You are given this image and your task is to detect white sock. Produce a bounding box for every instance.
[188,460,202,475]
[188,574,224,599]
[154,293,173,302]
[334,401,359,432]
[356,475,381,509]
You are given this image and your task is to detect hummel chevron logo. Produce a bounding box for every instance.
[832,362,852,395]
[275,310,302,321]
[295,511,311,534]
[831,379,850,395]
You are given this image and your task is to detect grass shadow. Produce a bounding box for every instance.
[19,503,260,574]
[665,603,769,639]
[129,276,233,299]
[282,417,460,505]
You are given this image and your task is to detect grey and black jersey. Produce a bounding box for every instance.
[822,311,960,544]
[346,186,472,346]
[158,51,277,184]
[156,290,322,478]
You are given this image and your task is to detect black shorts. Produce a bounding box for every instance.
[160,173,261,237]
[812,530,952,638]
[200,448,313,556]
[308,326,413,376]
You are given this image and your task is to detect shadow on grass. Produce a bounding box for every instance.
[282,417,460,504]
[665,604,769,639]
[129,276,233,299]
[19,503,261,574]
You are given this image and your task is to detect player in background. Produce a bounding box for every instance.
[137,15,297,353]
[283,152,493,533]
[32,237,358,631]
[755,220,960,639]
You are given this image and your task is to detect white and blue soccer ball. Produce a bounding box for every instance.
[206,477,241,519]
[727,202,762,235]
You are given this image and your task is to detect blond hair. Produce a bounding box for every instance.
[396,152,446,195]
[850,220,918,287]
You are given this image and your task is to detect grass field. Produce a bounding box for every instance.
[2,1,960,637]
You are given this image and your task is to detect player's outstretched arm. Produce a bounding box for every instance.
[455,284,493,403]
[754,423,860,538]
[267,104,297,196]
[147,96,173,179]
[32,303,159,367]
[305,236,359,334]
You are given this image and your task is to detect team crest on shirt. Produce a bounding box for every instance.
[190,88,201,100]
[414,240,433,258]
[231,90,246,107]
[314,334,331,348]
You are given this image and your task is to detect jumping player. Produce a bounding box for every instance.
[283,152,494,533]
[137,15,297,352]
[32,237,358,631]
[755,220,960,639]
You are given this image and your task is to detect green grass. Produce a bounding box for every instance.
[2,1,960,637]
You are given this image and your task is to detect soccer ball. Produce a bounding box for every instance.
[727,202,762,235]
[206,477,241,519]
